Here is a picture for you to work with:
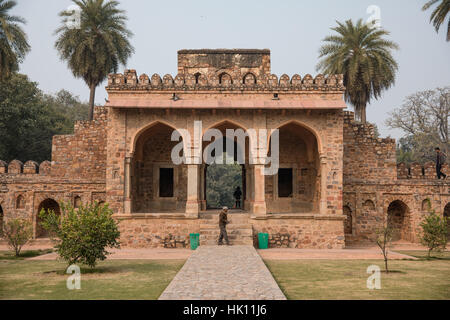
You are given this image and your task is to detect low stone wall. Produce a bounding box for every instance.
[251,215,345,249]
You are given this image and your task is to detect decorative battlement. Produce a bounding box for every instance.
[106,69,344,92]
[397,162,448,180]
[343,111,395,144]
[0,160,51,175]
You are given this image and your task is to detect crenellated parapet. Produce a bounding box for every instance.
[106,69,345,92]
[0,159,51,175]
[397,161,448,180]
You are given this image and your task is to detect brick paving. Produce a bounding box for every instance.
[158,245,286,300]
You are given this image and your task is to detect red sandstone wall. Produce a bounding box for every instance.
[343,111,397,183]
[51,107,107,180]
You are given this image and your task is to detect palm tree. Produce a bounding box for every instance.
[0,0,30,81]
[317,19,399,123]
[422,0,450,41]
[55,0,134,120]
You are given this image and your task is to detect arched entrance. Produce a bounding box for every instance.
[201,121,249,211]
[266,121,320,213]
[387,200,411,242]
[444,203,450,238]
[36,199,60,238]
[131,122,186,213]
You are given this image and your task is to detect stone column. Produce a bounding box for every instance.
[185,164,200,217]
[251,163,267,216]
[319,155,328,215]
[124,155,132,214]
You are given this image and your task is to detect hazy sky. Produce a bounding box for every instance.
[13,0,450,138]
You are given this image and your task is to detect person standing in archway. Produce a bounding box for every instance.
[218,207,230,246]
[435,147,447,180]
[233,186,242,209]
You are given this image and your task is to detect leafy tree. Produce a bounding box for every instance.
[0,0,30,81]
[39,201,120,268]
[55,0,134,120]
[206,163,242,209]
[375,224,394,273]
[386,87,449,163]
[2,218,33,256]
[317,19,399,123]
[419,211,448,257]
[0,73,89,162]
[422,0,450,41]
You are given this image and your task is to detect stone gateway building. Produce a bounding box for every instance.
[0,49,449,249]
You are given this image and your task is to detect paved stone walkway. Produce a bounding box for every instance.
[159,245,286,300]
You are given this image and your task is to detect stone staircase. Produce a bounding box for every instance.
[199,213,254,246]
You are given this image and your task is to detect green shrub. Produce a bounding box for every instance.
[2,218,33,256]
[419,211,448,257]
[39,201,120,268]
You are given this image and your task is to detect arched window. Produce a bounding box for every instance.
[387,200,410,241]
[421,199,431,212]
[363,200,375,210]
[243,73,256,85]
[194,72,201,85]
[16,195,25,209]
[74,196,82,209]
[218,73,232,85]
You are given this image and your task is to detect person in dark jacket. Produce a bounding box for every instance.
[435,147,447,180]
[233,186,242,209]
[218,206,230,245]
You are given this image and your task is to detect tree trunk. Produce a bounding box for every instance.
[88,83,96,121]
[360,104,367,123]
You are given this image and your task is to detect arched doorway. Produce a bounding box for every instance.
[267,121,320,213]
[36,199,60,238]
[444,203,450,238]
[131,122,186,213]
[387,200,411,242]
[202,121,249,211]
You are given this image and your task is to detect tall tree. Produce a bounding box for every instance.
[422,0,450,41]
[0,0,30,81]
[317,19,399,123]
[386,87,449,163]
[55,0,134,120]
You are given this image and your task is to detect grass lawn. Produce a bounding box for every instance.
[0,256,185,300]
[265,253,450,300]
[0,249,54,260]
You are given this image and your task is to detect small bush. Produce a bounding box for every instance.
[419,211,448,257]
[375,225,394,273]
[39,201,120,268]
[2,218,33,256]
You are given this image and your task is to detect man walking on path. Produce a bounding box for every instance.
[435,147,447,180]
[218,206,230,246]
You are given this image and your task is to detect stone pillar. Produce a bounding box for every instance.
[199,164,207,210]
[124,156,132,214]
[185,164,200,217]
[319,155,328,215]
[251,163,267,216]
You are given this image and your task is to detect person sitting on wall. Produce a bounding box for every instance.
[218,206,230,246]
[233,186,242,209]
[435,147,447,180]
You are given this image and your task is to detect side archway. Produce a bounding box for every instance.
[387,200,411,242]
[36,199,60,238]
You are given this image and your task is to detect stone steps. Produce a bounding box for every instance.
[199,213,254,246]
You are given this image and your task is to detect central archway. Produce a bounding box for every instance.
[202,120,249,211]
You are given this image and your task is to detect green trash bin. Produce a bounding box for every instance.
[258,233,269,249]
[190,233,199,250]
